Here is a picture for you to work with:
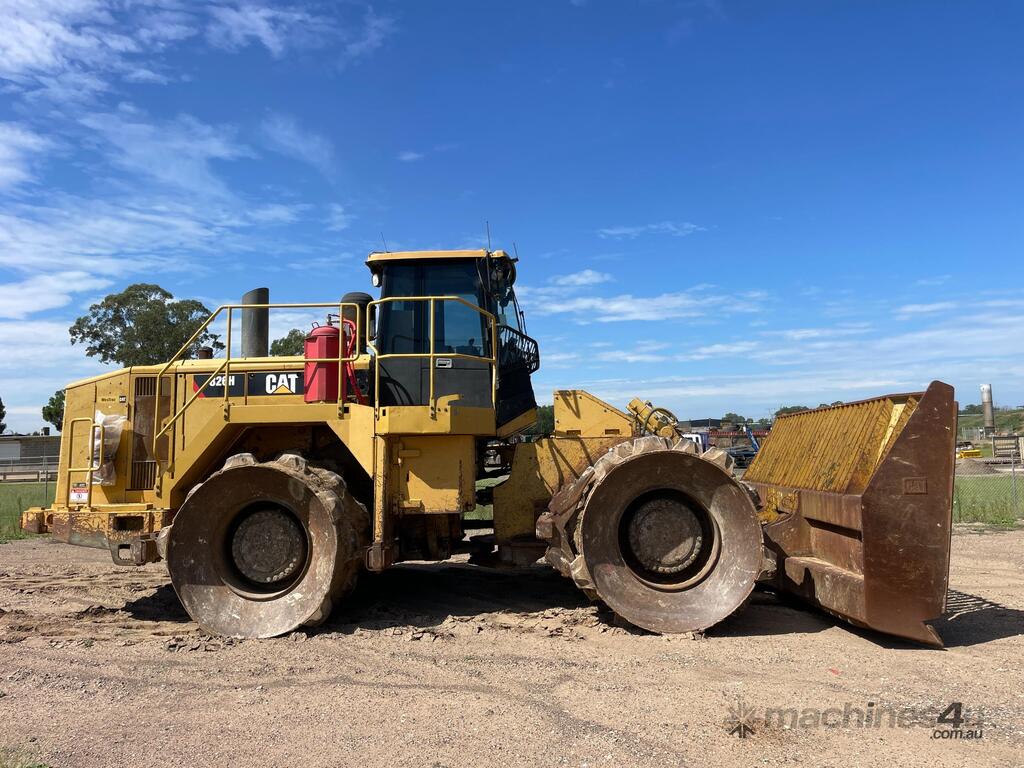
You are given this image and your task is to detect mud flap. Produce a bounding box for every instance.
[744,381,956,646]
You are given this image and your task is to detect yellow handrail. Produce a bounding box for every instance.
[152,301,362,462]
[153,357,229,443]
[366,295,498,416]
[149,294,498,460]
[65,417,104,507]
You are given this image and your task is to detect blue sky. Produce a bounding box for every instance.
[1,0,1022,433]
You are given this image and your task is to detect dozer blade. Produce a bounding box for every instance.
[743,381,956,646]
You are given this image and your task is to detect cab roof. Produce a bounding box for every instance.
[366,248,511,269]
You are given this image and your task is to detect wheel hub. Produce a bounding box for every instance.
[627,496,704,575]
[230,507,307,585]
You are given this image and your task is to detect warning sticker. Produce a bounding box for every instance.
[70,482,89,503]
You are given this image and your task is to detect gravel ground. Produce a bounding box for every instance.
[1,527,1023,768]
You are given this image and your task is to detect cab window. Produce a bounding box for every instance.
[378,260,488,357]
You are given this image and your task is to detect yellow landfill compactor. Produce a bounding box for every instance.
[23,249,957,645]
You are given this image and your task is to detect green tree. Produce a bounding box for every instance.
[960,404,984,415]
[42,389,65,431]
[775,405,810,417]
[722,412,746,424]
[69,284,222,366]
[0,396,6,433]
[525,404,554,436]
[270,328,306,356]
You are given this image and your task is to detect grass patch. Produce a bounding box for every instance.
[0,482,55,543]
[465,476,505,522]
[0,746,51,768]
[957,408,1024,435]
[953,474,1024,527]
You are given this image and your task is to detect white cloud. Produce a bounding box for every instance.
[0,271,111,319]
[123,66,169,84]
[0,2,391,104]
[519,275,763,324]
[0,193,297,277]
[0,122,52,190]
[136,9,199,47]
[339,9,395,68]
[260,112,334,168]
[552,269,612,287]
[0,318,93,370]
[246,203,306,224]
[544,351,581,365]
[0,1,188,100]
[895,301,957,317]
[80,110,253,199]
[205,3,393,66]
[0,1,131,85]
[680,341,758,360]
[763,325,871,341]
[592,339,756,364]
[915,274,951,287]
[205,3,327,58]
[532,289,752,322]
[285,254,355,271]
[397,142,458,164]
[326,203,353,231]
[551,293,702,321]
[597,221,705,239]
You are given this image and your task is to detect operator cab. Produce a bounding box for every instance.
[366,249,539,429]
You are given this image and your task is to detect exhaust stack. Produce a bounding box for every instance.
[981,384,995,435]
[241,287,269,358]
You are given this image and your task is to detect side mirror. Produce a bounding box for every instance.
[367,304,377,341]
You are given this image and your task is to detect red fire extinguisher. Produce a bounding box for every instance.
[304,321,340,403]
[304,318,367,405]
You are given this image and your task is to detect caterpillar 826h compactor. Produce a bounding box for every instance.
[23,249,957,645]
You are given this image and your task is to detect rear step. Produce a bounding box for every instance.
[744,381,956,646]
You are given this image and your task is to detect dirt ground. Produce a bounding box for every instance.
[1,528,1023,768]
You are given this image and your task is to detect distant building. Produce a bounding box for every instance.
[682,418,723,432]
[0,434,61,464]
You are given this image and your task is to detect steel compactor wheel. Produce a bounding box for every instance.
[165,453,369,638]
[541,436,762,633]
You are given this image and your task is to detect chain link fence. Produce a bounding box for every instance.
[953,437,1022,526]
[0,458,58,540]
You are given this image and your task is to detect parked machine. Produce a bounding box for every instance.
[22,249,957,645]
